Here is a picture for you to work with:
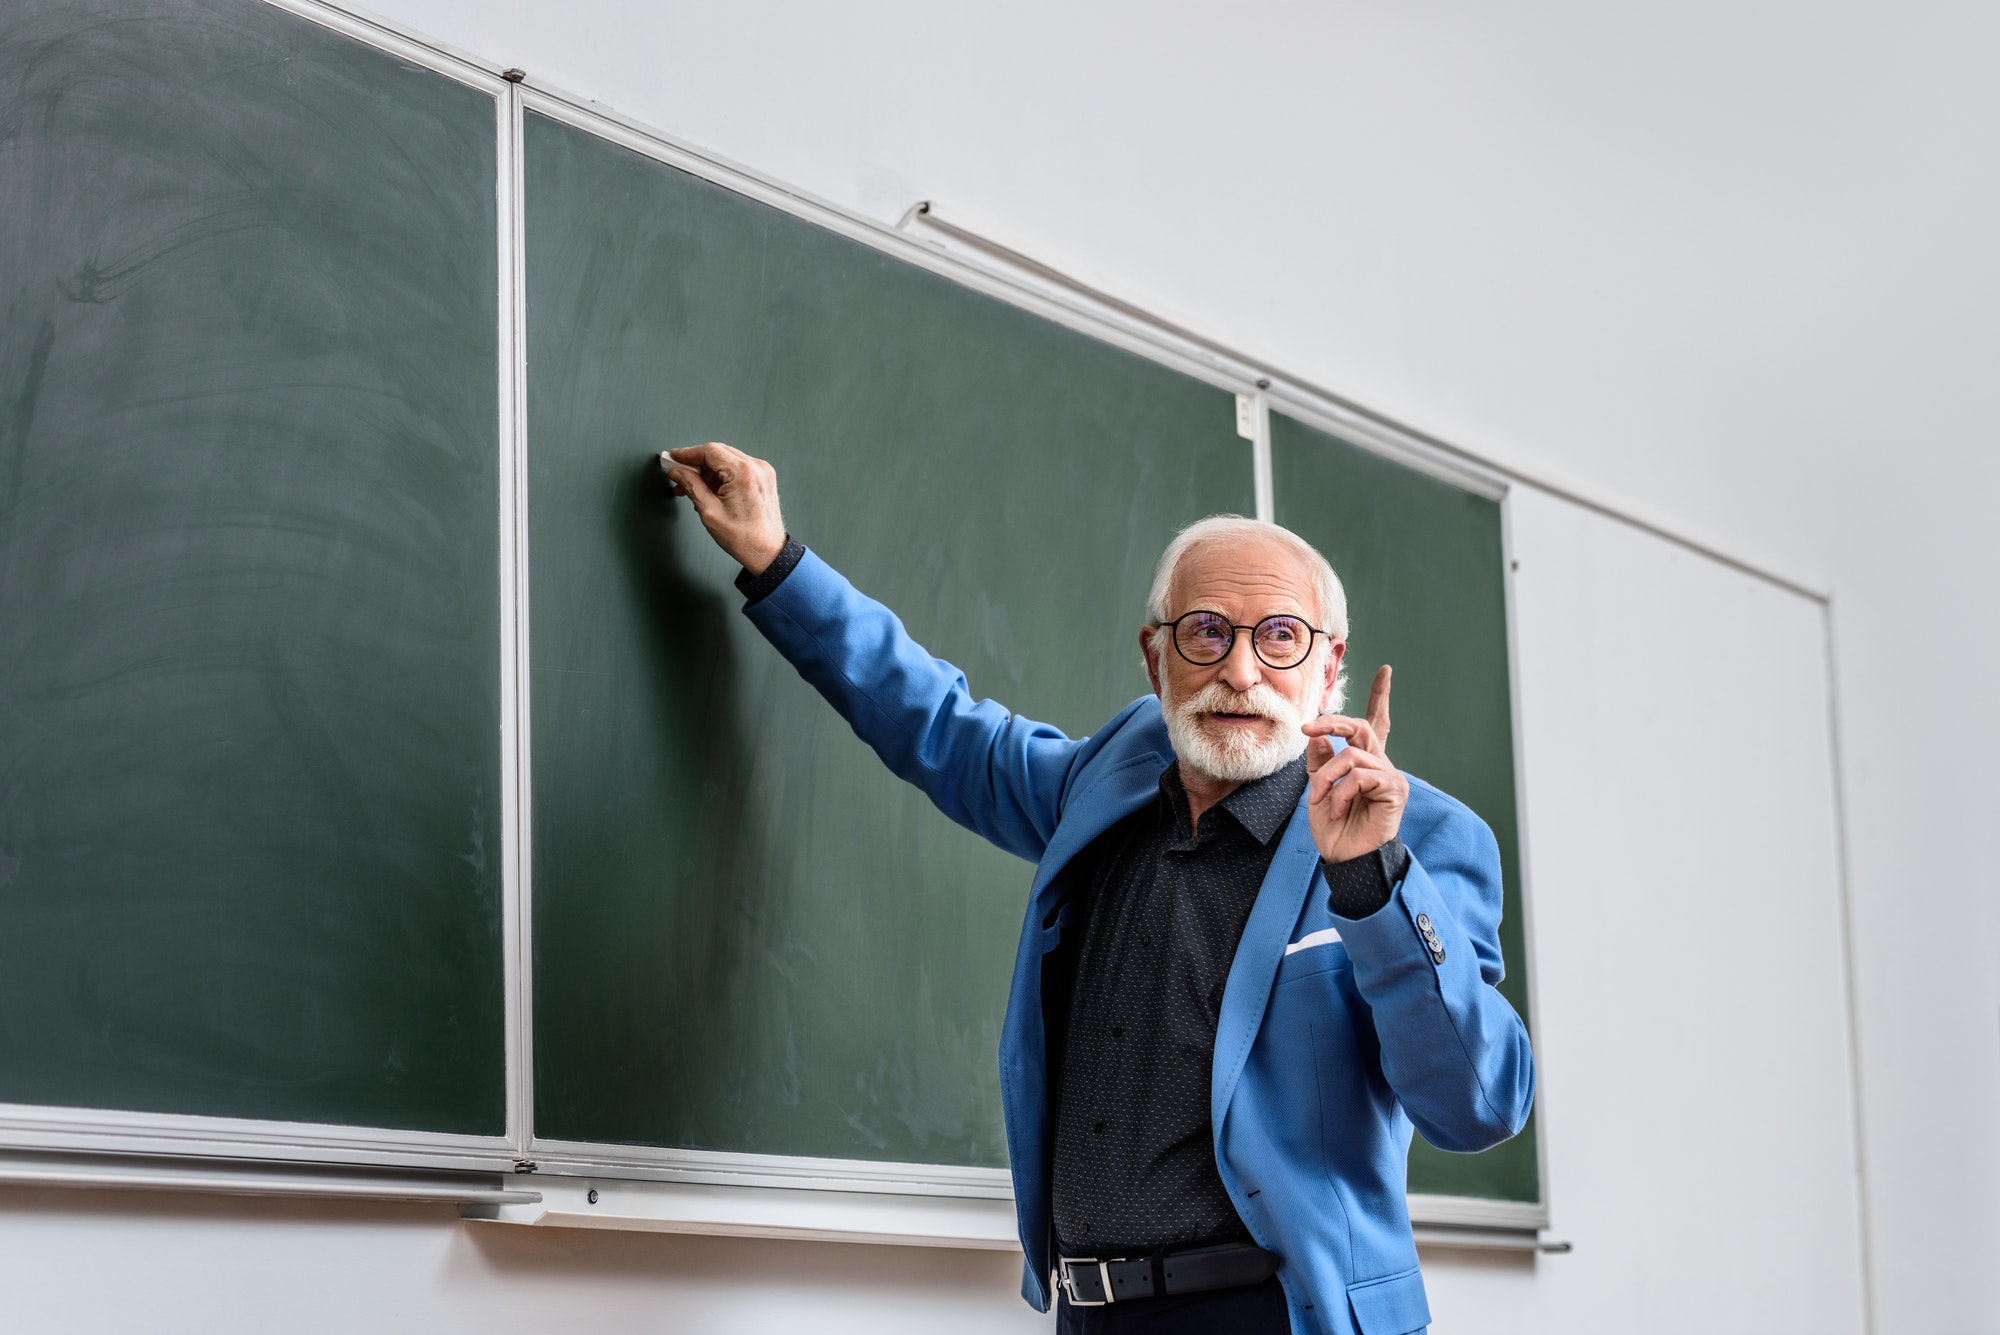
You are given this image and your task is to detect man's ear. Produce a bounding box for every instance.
[1140,626,1163,697]
[1321,640,1346,713]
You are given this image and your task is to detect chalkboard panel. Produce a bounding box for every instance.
[525,113,1251,1164]
[0,0,504,1133]
[1271,414,1538,1204]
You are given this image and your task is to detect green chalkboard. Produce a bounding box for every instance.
[525,113,1251,1163]
[0,0,1536,1194]
[1271,414,1538,1205]
[0,0,505,1133]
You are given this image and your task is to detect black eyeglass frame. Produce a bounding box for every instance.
[1152,610,1334,671]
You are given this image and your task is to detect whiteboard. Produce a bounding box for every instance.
[1424,484,1866,1330]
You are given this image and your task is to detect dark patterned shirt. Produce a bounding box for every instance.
[1050,758,1309,1255]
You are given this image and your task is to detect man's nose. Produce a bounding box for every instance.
[1218,632,1263,692]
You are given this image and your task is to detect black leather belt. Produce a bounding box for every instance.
[1056,1242,1280,1306]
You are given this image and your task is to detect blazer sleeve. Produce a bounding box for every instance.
[741,547,1085,864]
[1330,779,1536,1152]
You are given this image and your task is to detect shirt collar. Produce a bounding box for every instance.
[1160,755,1308,847]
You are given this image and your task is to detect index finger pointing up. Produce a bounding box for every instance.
[1367,664,1393,743]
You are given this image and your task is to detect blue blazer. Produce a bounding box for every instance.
[744,550,1535,1335]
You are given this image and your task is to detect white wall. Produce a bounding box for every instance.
[13,0,1995,1329]
[0,1185,1048,1334]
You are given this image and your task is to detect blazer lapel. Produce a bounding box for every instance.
[1028,750,1169,902]
[1211,794,1321,1129]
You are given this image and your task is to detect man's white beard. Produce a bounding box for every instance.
[1159,672,1312,785]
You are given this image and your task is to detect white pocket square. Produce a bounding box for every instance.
[1284,927,1344,956]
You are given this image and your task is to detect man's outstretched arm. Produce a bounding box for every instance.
[660,443,1087,863]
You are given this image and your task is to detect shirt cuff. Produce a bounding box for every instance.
[1321,836,1410,920]
[733,535,805,605]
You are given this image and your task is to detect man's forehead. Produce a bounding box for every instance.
[1170,537,1316,608]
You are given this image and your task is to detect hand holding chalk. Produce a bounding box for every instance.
[659,443,788,575]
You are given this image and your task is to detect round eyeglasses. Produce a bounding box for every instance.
[1153,610,1330,670]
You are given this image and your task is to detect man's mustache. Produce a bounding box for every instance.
[1177,681,1297,723]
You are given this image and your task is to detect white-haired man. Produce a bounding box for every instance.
[661,443,1535,1335]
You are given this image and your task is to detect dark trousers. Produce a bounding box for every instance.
[1056,1275,1291,1334]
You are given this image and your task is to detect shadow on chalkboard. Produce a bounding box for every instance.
[603,457,772,1140]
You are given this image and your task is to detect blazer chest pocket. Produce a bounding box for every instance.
[1274,938,1350,986]
[1346,1265,1431,1334]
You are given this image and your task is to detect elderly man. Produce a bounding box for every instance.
[660,442,1534,1335]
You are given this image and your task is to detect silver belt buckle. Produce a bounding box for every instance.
[1058,1256,1124,1306]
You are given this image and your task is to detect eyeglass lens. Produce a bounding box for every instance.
[1173,613,1313,667]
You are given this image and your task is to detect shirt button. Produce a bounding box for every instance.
[1111,1025,1124,1038]
[1415,913,1432,930]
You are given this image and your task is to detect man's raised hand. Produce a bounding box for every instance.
[1301,665,1409,865]
[659,443,787,574]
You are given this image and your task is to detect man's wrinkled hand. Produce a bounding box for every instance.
[659,442,787,574]
[1301,665,1408,865]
